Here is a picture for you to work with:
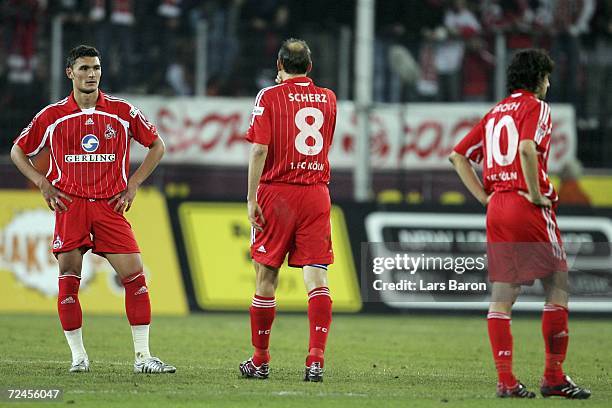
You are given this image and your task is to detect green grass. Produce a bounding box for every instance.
[0,313,610,407]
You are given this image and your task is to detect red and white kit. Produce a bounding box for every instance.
[14,90,159,254]
[246,76,337,268]
[453,89,567,282]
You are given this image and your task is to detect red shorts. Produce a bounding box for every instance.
[486,191,567,284]
[250,183,333,269]
[52,196,140,255]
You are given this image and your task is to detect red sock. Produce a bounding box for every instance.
[487,312,516,387]
[542,304,569,385]
[58,275,82,331]
[250,295,275,366]
[307,287,332,367]
[122,272,151,326]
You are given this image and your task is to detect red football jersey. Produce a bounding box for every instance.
[14,90,159,199]
[246,76,337,185]
[453,89,557,201]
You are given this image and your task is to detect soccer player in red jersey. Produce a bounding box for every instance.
[450,49,590,399]
[10,45,175,374]
[239,38,336,382]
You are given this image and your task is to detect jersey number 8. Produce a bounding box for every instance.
[485,115,519,168]
[294,107,324,156]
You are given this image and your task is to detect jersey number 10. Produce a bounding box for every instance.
[485,115,519,168]
[294,107,324,156]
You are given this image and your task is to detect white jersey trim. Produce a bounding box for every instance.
[15,97,69,157]
[541,208,565,260]
[465,141,483,161]
[25,128,51,157]
[541,169,557,201]
[250,84,285,126]
[121,122,129,184]
[534,101,550,144]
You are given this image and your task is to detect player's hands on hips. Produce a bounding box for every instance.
[247,200,265,232]
[108,181,138,213]
[482,192,495,207]
[518,191,552,208]
[38,177,72,212]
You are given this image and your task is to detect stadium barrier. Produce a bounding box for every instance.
[166,198,612,314]
[174,201,361,312]
[2,189,610,315]
[0,189,188,315]
[356,205,612,312]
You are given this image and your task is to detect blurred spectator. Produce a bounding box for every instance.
[435,0,481,101]
[583,0,612,124]
[548,0,595,105]
[461,35,494,101]
[1,0,42,85]
[292,0,354,30]
[156,0,189,95]
[0,0,611,168]
[48,0,90,95]
[240,0,290,93]
[188,0,241,96]
[558,159,591,206]
[0,57,47,156]
[417,0,446,100]
[89,0,136,92]
[373,0,442,102]
[131,0,185,95]
[48,0,88,40]
[166,40,194,95]
[387,44,420,100]
[374,0,407,102]
[0,0,46,153]
[417,37,439,99]
[480,0,540,49]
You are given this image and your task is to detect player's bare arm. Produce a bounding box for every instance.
[10,144,72,212]
[247,143,268,231]
[448,151,493,206]
[517,140,552,207]
[108,137,165,213]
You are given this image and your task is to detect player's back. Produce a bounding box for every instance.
[476,90,555,200]
[246,77,337,185]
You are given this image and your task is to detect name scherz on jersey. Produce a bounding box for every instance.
[246,78,337,185]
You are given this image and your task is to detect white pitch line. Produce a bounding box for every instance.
[70,390,185,395]
[1,359,224,370]
[1,359,130,366]
[273,391,368,397]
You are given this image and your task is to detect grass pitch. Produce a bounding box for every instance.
[0,313,610,407]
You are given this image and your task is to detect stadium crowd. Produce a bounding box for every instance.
[1,0,611,165]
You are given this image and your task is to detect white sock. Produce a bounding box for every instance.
[131,324,151,360]
[64,328,87,364]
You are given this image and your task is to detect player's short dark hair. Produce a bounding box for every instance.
[66,45,101,68]
[506,49,554,94]
[278,38,312,74]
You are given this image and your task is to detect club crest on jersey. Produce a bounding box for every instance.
[104,124,117,139]
[81,134,99,152]
[536,121,548,140]
[52,235,63,250]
